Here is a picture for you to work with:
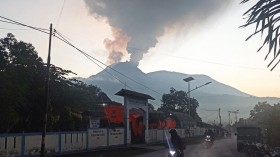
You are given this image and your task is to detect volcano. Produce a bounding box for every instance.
[80,62,280,123]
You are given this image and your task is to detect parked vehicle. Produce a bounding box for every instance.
[236,126,263,152]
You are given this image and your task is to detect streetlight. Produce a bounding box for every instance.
[183,77,211,137]
[183,77,211,117]
[183,77,194,117]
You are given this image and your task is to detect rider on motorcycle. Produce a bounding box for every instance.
[169,129,185,157]
[204,129,214,142]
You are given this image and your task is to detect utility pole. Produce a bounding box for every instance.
[188,81,191,117]
[231,110,239,124]
[228,111,231,132]
[40,23,53,157]
[219,108,221,128]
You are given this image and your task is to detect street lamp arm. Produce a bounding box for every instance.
[186,82,211,94]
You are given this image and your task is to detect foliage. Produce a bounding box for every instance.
[241,0,280,70]
[249,101,280,147]
[0,33,101,133]
[148,103,154,111]
[158,87,201,121]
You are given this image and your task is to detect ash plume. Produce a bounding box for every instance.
[84,0,230,66]
[104,28,130,64]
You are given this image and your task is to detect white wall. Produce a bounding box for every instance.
[0,136,21,156]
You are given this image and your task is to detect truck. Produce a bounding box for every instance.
[236,126,263,152]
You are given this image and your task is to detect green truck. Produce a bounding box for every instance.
[236,126,263,152]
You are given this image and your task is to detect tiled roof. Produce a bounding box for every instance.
[115,89,155,100]
[168,111,196,122]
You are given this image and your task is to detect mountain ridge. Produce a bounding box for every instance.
[80,62,280,123]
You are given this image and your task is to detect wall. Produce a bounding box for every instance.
[0,128,206,157]
[0,129,124,157]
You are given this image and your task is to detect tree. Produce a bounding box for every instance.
[158,88,201,121]
[249,101,280,147]
[148,103,154,111]
[0,33,101,133]
[0,33,45,132]
[241,0,280,71]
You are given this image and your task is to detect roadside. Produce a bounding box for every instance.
[51,136,226,157]
[53,147,155,157]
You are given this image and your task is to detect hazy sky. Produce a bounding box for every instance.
[0,0,279,98]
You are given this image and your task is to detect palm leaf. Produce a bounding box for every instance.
[241,0,280,70]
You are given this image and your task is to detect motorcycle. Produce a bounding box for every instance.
[205,135,213,149]
[168,149,184,157]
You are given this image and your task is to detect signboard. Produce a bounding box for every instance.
[90,119,100,129]
[88,129,107,148]
[126,97,146,108]
[109,129,124,146]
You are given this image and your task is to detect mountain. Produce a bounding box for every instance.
[80,61,280,123]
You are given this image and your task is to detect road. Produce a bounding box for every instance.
[134,137,247,157]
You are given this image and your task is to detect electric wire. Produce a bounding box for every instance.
[127,47,280,72]
[54,30,162,106]
[201,111,218,119]
[0,16,189,107]
[54,30,135,91]
[0,16,143,105]
[55,0,66,29]
[0,27,30,30]
[0,16,49,34]
[0,16,162,107]
[0,19,18,25]
[198,108,218,112]
[54,29,163,97]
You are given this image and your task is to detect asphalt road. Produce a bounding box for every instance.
[134,137,247,157]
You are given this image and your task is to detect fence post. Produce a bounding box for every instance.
[21,133,25,157]
[58,132,61,154]
[86,130,88,150]
[107,129,109,147]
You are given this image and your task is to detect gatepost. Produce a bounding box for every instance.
[115,89,154,145]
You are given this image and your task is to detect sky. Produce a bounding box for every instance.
[0,0,279,98]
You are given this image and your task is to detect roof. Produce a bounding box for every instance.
[95,92,112,104]
[115,89,155,100]
[168,111,196,122]
[149,110,166,121]
[197,121,213,127]
[83,109,105,117]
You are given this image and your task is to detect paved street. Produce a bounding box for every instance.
[134,137,246,157]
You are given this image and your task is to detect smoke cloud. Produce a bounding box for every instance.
[84,0,230,66]
[104,28,130,64]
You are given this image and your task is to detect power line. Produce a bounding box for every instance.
[0,16,49,35]
[0,16,163,106]
[54,31,162,106]
[54,29,163,97]
[54,30,135,91]
[201,112,217,119]
[0,19,18,25]
[55,0,66,29]
[0,16,135,93]
[127,47,280,72]
[0,27,30,30]
[198,108,218,112]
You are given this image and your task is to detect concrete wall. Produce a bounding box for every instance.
[0,128,206,156]
[0,129,124,157]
